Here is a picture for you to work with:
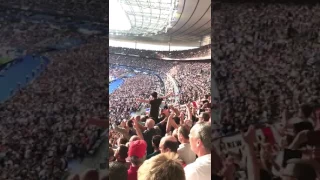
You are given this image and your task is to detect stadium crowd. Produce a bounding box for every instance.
[212,2,320,180]
[109,70,162,126]
[0,8,103,55]
[0,0,107,20]
[107,53,211,180]
[0,38,108,180]
[110,55,211,104]
[109,44,211,59]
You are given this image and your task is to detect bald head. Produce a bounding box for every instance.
[145,119,155,129]
[159,135,179,153]
[162,136,177,143]
[129,135,140,142]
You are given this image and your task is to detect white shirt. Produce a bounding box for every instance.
[184,154,211,180]
[177,143,196,165]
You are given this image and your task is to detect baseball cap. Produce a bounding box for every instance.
[128,140,147,159]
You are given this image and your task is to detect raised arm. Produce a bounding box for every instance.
[160,92,173,99]
[133,118,144,140]
[112,123,129,138]
[179,111,185,125]
[136,98,150,103]
[186,103,193,121]
[166,113,174,135]
[242,126,260,180]
[171,105,181,117]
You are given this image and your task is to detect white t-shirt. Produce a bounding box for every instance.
[177,143,196,165]
[184,154,211,180]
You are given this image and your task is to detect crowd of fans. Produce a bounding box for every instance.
[109,44,211,59]
[213,2,320,135]
[0,0,107,20]
[110,55,211,104]
[0,1,106,180]
[109,68,162,126]
[212,2,320,180]
[108,52,211,180]
[109,98,212,180]
[0,7,106,55]
[0,37,108,179]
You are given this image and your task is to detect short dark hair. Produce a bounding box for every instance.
[201,112,210,122]
[163,140,179,153]
[152,135,162,149]
[119,137,128,145]
[109,161,128,180]
[141,116,147,122]
[127,120,133,128]
[118,145,128,159]
[130,156,145,166]
[151,92,158,98]
[178,125,190,139]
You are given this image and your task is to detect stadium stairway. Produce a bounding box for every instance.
[0,55,49,103]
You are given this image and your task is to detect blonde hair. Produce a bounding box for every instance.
[138,153,185,180]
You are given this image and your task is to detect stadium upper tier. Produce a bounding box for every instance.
[110,0,211,44]
[109,45,211,60]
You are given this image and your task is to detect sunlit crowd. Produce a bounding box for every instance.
[108,50,211,180]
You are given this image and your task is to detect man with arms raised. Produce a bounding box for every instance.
[137,92,173,123]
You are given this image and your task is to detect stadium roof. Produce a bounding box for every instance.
[109,0,211,45]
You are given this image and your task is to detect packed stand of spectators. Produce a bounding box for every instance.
[109,91,212,180]
[0,39,108,180]
[109,44,211,59]
[109,69,163,128]
[106,46,212,180]
[169,63,211,104]
[109,67,130,80]
[0,0,107,20]
[161,74,176,104]
[212,2,320,136]
[109,55,211,105]
[212,2,320,180]
[0,8,104,54]
[212,111,320,180]
[156,44,211,59]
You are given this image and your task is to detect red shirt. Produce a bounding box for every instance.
[127,165,139,180]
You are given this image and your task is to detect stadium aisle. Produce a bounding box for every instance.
[0,55,48,102]
[109,78,124,94]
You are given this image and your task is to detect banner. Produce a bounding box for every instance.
[214,125,279,154]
